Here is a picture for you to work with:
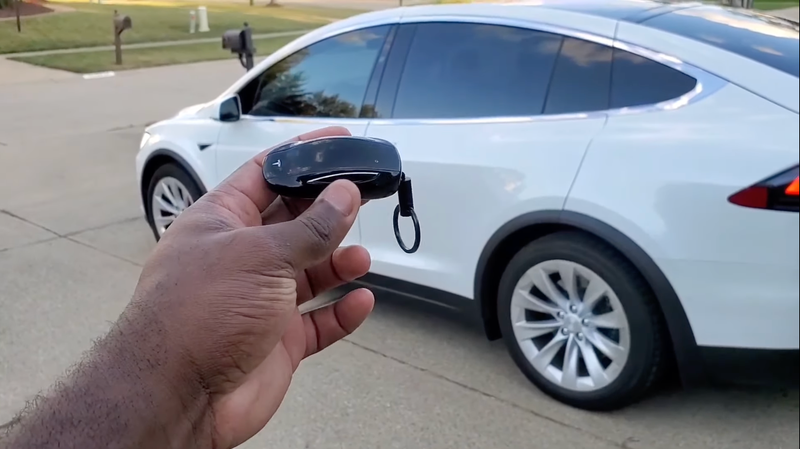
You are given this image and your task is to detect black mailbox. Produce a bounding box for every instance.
[222,23,256,71]
[114,14,132,35]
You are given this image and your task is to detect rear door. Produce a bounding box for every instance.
[359,21,614,297]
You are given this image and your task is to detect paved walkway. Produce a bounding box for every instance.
[2,30,311,58]
[0,57,77,86]
[770,6,799,20]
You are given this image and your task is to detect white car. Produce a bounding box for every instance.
[136,0,799,410]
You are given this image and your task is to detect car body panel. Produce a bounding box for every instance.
[363,117,608,299]
[136,119,222,204]
[566,81,799,348]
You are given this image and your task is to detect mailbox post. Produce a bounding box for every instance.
[222,23,256,71]
[113,11,132,65]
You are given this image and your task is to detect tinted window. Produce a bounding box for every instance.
[544,37,612,115]
[392,23,562,119]
[610,48,697,109]
[248,25,390,118]
[644,6,799,77]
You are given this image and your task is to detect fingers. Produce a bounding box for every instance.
[306,245,371,298]
[266,179,362,272]
[261,197,314,225]
[207,126,352,221]
[262,197,368,226]
[303,288,375,357]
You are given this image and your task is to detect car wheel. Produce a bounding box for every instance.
[498,231,667,411]
[146,163,203,241]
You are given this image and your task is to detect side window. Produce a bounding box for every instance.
[244,25,391,118]
[610,48,697,109]
[543,37,613,115]
[391,22,563,119]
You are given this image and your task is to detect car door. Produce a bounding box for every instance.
[213,23,395,246]
[360,21,615,298]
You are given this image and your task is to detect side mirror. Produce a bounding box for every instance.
[218,95,241,122]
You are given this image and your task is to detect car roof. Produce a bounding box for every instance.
[469,0,688,21]
[399,0,697,22]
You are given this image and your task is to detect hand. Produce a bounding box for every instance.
[127,126,375,448]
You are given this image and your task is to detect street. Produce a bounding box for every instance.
[0,59,798,449]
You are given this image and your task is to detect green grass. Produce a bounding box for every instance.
[753,0,799,10]
[9,34,296,72]
[0,0,360,54]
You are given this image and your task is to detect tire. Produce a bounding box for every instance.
[145,163,204,241]
[497,231,667,411]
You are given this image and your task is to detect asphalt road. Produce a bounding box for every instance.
[0,59,798,449]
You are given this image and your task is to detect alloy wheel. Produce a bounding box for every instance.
[151,176,194,237]
[510,259,631,392]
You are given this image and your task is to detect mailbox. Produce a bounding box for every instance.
[222,23,256,71]
[114,14,132,35]
[222,30,244,52]
[112,11,132,65]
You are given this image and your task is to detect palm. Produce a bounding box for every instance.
[200,127,373,449]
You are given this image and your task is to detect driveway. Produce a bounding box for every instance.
[0,60,798,449]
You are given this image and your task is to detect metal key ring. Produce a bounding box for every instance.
[393,204,421,254]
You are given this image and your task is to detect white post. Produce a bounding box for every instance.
[197,6,210,33]
[189,9,197,34]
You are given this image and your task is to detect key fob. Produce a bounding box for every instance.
[262,136,403,200]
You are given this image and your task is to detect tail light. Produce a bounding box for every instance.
[728,165,799,213]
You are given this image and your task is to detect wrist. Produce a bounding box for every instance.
[3,305,215,449]
[110,304,215,448]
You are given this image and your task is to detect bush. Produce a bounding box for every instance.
[0,0,13,9]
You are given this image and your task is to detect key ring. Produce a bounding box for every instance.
[392,173,421,254]
[393,204,421,254]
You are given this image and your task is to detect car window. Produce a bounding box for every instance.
[543,37,613,115]
[643,6,799,78]
[391,22,563,119]
[610,48,697,109]
[247,25,390,118]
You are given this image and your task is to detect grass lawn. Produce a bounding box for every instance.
[753,0,799,10]
[0,0,361,54]
[9,34,297,72]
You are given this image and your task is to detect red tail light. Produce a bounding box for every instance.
[787,177,799,196]
[728,165,799,213]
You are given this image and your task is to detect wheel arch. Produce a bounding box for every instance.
[473,210,705,386]
[140,149,208,219]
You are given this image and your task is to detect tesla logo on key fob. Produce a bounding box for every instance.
[272,159,281,168]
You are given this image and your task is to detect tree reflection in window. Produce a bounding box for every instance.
[250,26,390,118]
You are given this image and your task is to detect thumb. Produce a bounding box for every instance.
[269,180,362,272]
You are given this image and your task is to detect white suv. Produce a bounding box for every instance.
[136,0,800,410]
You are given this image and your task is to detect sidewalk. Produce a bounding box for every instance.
[770,6,799,20]
[1,30,311,58]
[0,58,77,86]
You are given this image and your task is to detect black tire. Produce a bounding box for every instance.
[497,231,667,411]
[145,163,204,241]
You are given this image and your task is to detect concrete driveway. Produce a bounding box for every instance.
[1,60,798,449]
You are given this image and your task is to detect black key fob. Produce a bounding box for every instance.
[262,136,403,200]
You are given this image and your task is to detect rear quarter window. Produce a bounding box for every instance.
[643,6,800,78]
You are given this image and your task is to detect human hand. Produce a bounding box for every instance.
[126,126,375,448]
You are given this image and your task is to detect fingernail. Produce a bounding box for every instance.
[322,182,354,215]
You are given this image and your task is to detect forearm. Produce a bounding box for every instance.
[1,310,213,449]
